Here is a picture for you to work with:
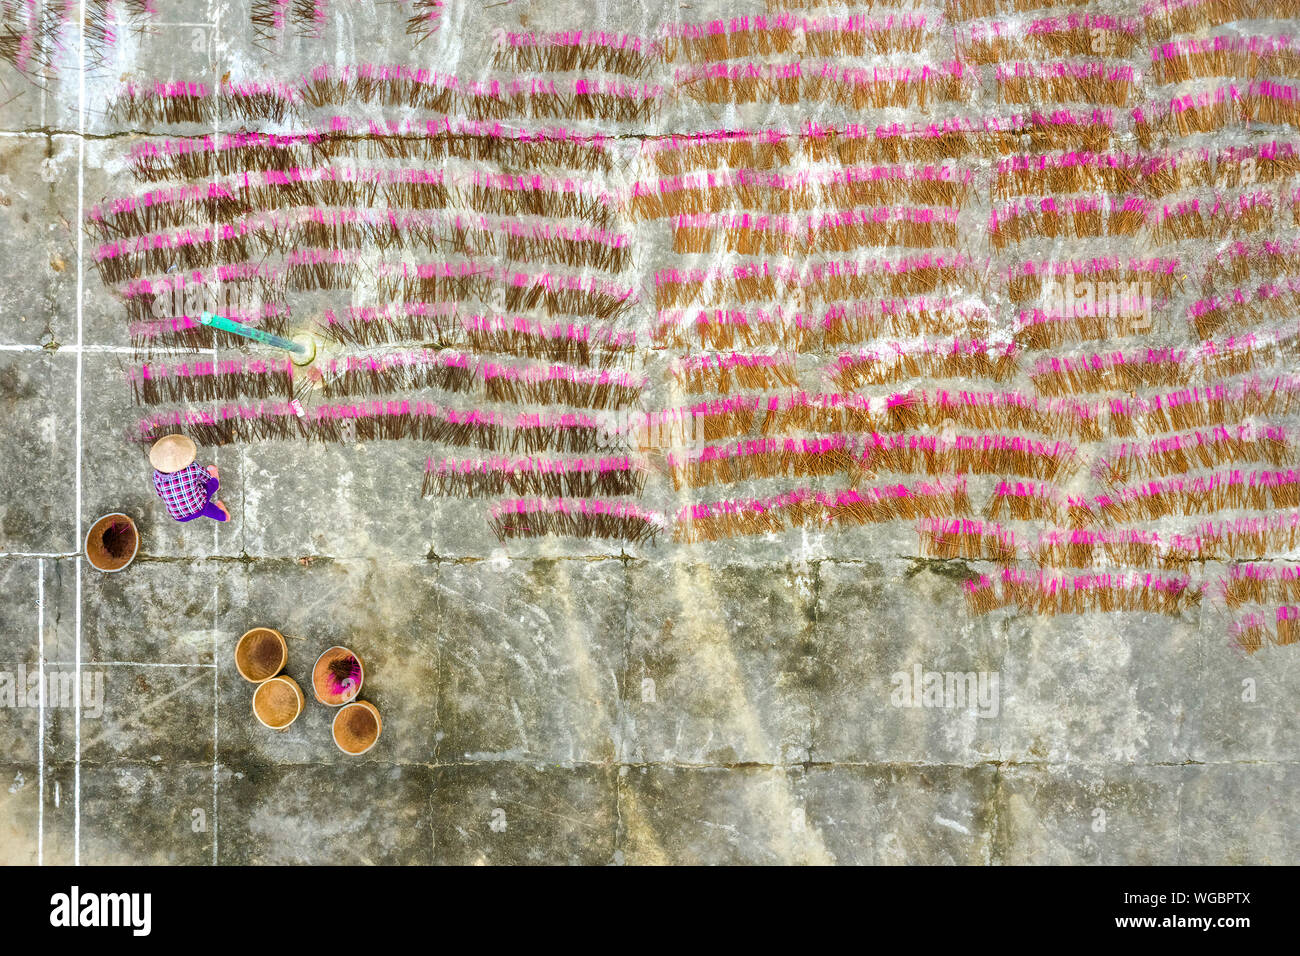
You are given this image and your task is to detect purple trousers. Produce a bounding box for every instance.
[178,476,228,523]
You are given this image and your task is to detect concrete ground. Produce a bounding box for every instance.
[0,1,1298,865]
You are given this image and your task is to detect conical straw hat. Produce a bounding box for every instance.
[148,434,197,473]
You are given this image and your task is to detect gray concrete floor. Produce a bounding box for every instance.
[0,1,1298,865]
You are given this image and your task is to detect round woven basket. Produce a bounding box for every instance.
[85,513,139,573]
[312,646,364,706]
[253,675,304,731]
[235,628,287,683]
[332,700,381,755]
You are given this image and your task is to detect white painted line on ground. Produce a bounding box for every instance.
[41,661,219,668]
[74,0,86,867]
[0,343,220,355]
[211,0,223,869]
[37,558,44,867]
[212,581,219,865]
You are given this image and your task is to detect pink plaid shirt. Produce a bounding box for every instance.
[152,463,210,520]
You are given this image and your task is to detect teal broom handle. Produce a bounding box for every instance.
[199,311,311,356]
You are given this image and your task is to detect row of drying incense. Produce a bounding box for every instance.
[668,205,961,256]
[673,479,970,542]
[671,58,1155,111]
[1027,330,1300,396]
[661,422,1290,489]
[318,308,638,362]
[424,455,646,499]
[994,142,1300,199]
[137,403,611,453]
[653,299,1294,360]
[653,264,1170,344]
[91,209,632,286]
[673,59,970,109]
[832,329,1294,393]
[964,569,1199,617]
[990,190,1294,249]
[653,254,975,310]
[660,432,1079,486]
[110,74,663,128]
[318,353,643,409]
[660,10,1272,63]
[829,339,1020,389]
[943,0,1298,34]
[1134,81,1300,144]
[979,468,1300,524]
[1219,563,1300,609]
[1010,295,1300,351]
[646,118,1060,169]
[1151,34,1300,84]
[636,168,1288,235]
[127,125,616,184]
[127,349,645,409]
[660,63,1300,126]
[488,497,1300,567]
[919,518,1300,567]
[89,166,620,236]
[635,140,1299,215]
[632,161,966,218]
[487,498,663,545]
[970,567,1300,626]
[116,261,637,325]
[652,300,993,350]
[630,381,1299,445]
[696,105,1241,162]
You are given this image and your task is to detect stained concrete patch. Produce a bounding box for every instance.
[0,136,75,348]
[45,662,213,765]
[0,762,40,865]
[992,764,1184,866]
[429,762,617,865]
[434,559,624,764]
[241,440,432,560]
[811,561,1002,765]
[0,351,75,553]
[62,761,215,865]
[79,557,225,665]
[218,761,435,865]
[996,609,1204,765]
[623,561,813,765]
[1176,763,1300,865]
[619,765,824,865]
[0,664,44,764]
[805,764,999,866]
[0,557,40,660]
